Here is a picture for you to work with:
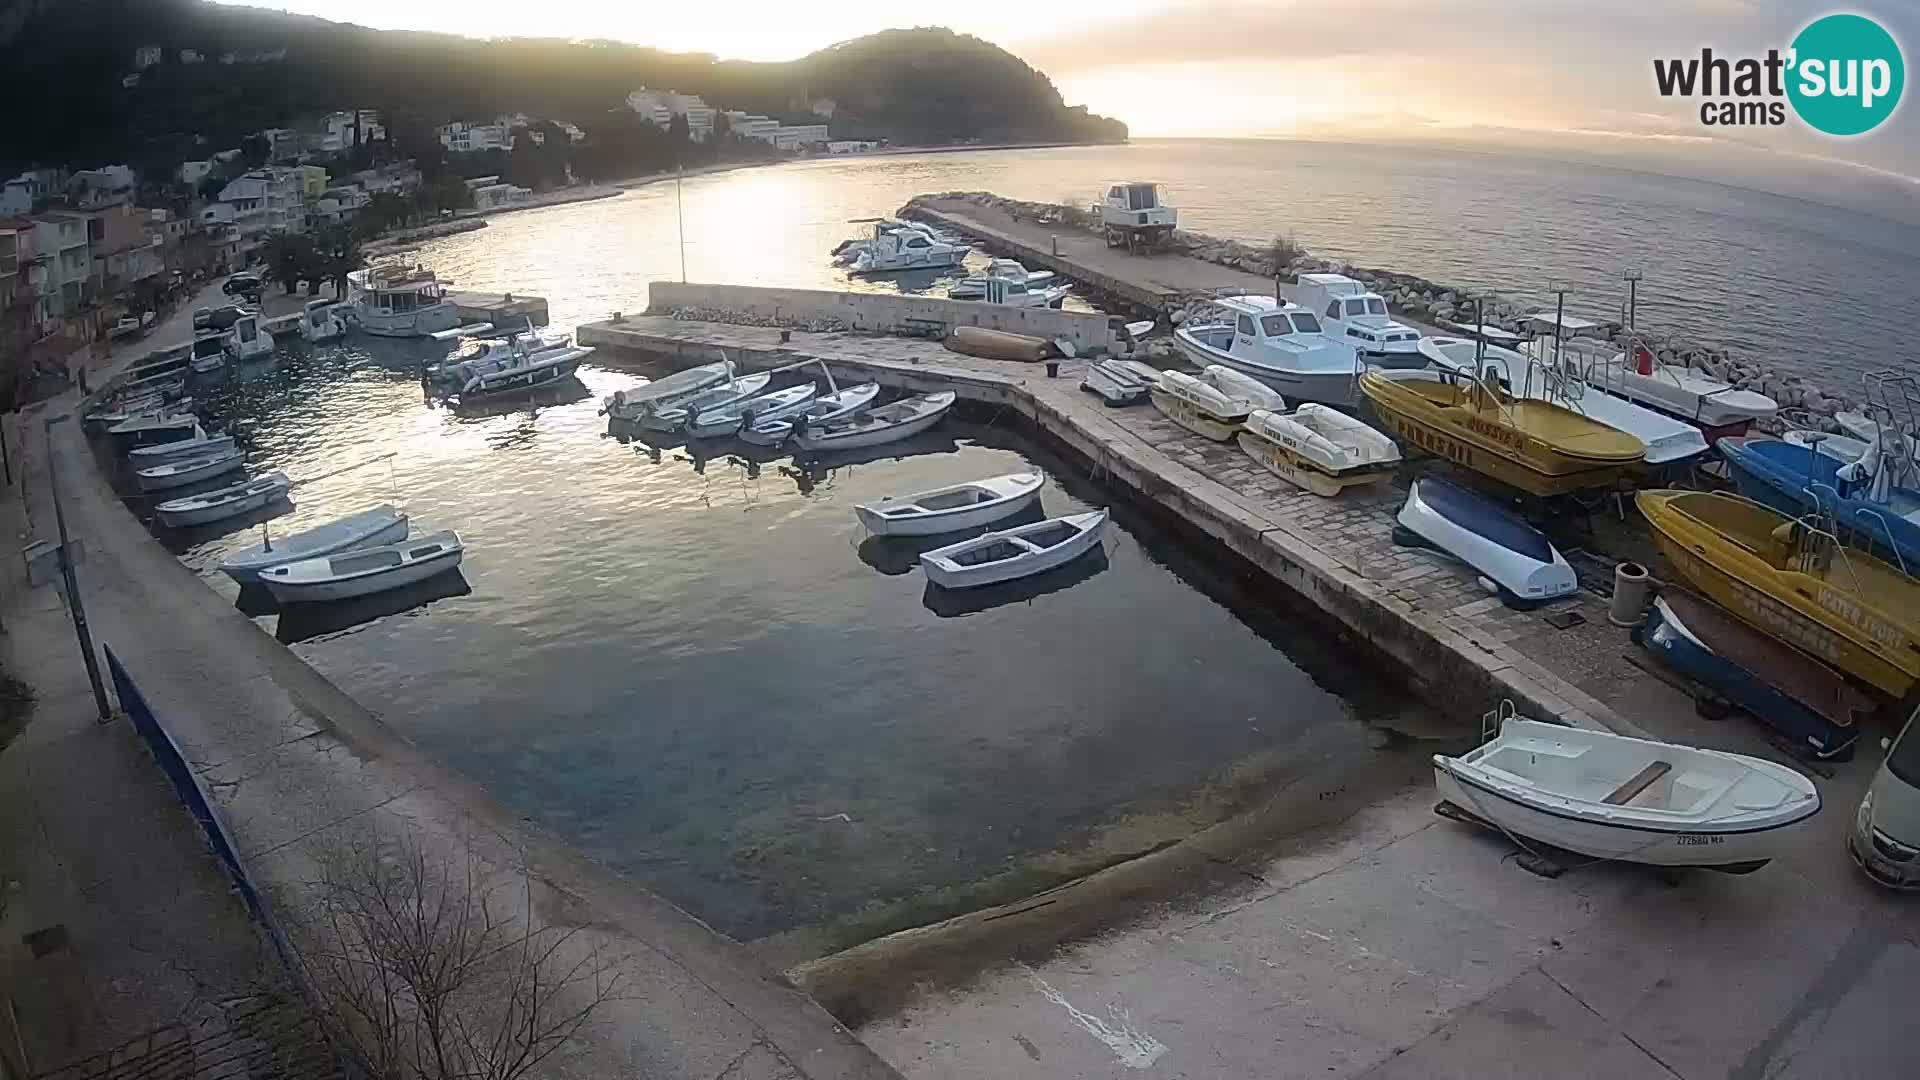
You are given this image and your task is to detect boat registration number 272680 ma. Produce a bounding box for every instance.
[1676,834,1726,846]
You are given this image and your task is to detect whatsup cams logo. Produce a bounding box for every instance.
[1653,12,1905,135]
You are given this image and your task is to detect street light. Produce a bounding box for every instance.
[1623,268,1644,330]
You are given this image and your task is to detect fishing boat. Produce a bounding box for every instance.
[1293,273,1425,361]
[1433,718,1820,871]
[300,299,347,343]
[1359,369,1645,497]
[947,259,1057,299]
[128,432,233,466]
[1200,365,1288,413]
[1151,370,1254,441]
[261,530,464,604]
[1239,405,1401,496]
[920,510,1108,590]
[854,472,1045,537]
[1641,593,1865,760]
[1418,337,1708,468]
[1172,294,1361,406]
[1589,342,1777,438]
[1716,436,1920,574]
[428,329,593,401]
[154,471,293,528]
[345,263,463,338]
[1082,360,1155,406]
[954,276,1070,308]
[738,382,880,445]
[108,411,199,450]
[790,391,956,453]
[133,447,245,492]
[685,384,817,439]
[602,361,736,421]
[1394,475,1577,606]
[1637,489,1920,700]
[639,373,773,431]
[219,505,411,586]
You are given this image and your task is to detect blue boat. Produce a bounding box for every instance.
[1717,436,1920,574]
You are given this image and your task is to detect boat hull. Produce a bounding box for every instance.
[352,302,463,338]
[921,513,1106,589]
[220,511,411,586]
[1236,429,1388,497]
[1718,437,1920,574]
[135,453,244,492]
[791,395,954,452]
[1395,477,1577,606]
[1173,332,1358,407]
[1150,385,1245,441]
[461,356,582,401]
[265,547,463,604]
[855,478,1043,537]
[129,435,231,466]
[155,488,289,528]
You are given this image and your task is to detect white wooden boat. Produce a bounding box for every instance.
[638,373,772,431]
[261,530,463,604]
[738,382,880,445]
[685,383,817,439]
[109,412,199,449]
[791,391,956,453]
[154,471,292,528]
[1082,360,1154,406]
[128,432,233,465]
[134,447,245,492]
[219,505,411,585]
[1433,718,1820,871]
[1172,294,1362,406]
[921,510,1108,590]
[1238,405,1400,496]
[854,472,1045,537]
[1590,345,1778,432]
[603,361,736,420]
[1200,365,1288,413]
[1150,370,1252,441]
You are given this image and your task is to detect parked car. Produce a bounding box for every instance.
[1851,712,1920,889]
[223,272,263,299]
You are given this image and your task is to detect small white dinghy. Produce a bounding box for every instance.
[127,431,232,465]
[219,504,411,585]
[1201,365,1288,413]
[1150,370,1253,441]
[639,373,772,431]
[602,360,735,421]
[1434,718,1820,872]
[1081,360,1155,406]
[791,391,956,453]
[134,447,246,492]
[921,510,1108,590]
[854,472,1045,537]
[154,471,292,528]
[739,382,881,445]
[261,530,464,605]
[685,383,817,439]
[1239,405,1401,496]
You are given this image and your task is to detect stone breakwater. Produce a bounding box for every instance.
[667,304,853,333]
[905,192,1859,427]
[362,217,488,256]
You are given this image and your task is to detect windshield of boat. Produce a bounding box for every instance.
[1344,299,1368,316]
[1890,714,1920,788]
[1123,184,1157,210]
[1259,314,1292,337]
[1290,313,1323,333]
[1366,298,1387,315]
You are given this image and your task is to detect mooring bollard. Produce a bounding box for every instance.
[1051,235,1059,256]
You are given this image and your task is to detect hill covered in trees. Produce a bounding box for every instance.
[0,0,1126,175]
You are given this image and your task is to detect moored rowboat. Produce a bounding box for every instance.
[854,471,1045,537]
[920,510,1108,590]
[738,382,881,445]
[134,448,245,492]
[219,504,411,585]
[154,471,292,528]
[261,530,464,604]
[790,391,955,453]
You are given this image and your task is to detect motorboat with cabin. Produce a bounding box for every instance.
[1172,294,1362,407]
[832,220,966,265]
[300,299,347,343]
[225,311,273,362]
[1099,182,1177,250]
[1394,475,1577,606]
[427,327,594,401]
[847,224,968,274]
[346,263,463,338]
[1292,273,1424,362]
[957,276,1070,309]
[947,259,1058,300]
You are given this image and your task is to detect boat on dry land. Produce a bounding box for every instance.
[1150,370,1253,441]
[1239,405,1400,496]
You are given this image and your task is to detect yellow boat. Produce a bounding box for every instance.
[1359,370,1644,496]
[1638,489,1920,700]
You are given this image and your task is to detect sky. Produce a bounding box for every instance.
[220,1,1918,181]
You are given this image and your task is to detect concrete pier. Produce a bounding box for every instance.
[450,290,549,329]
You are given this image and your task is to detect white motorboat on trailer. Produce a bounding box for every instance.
[1434,718,1820,871]
[299,299,347,343]
[639,373,772,431]
[1292,273,1424,360]
[738,382,881,445]
[1200,365,1288,413]
[1172,294,1362,407]
[1239,405,1400,496]
[128,432,232,465]
[790,391,956,452]
[947,259,1057,299]
[1588,341,1777,436]
[429,329,593,401]
[921,510,1108,590]
[220,505,411,586]
[603,361,736,421]
[1150,369,1254,441]
[346,263,463,338]
[685,383,817,439]
[854,472,1045,537]
[261,530,463,605]
[153,471,292,528]
[1393,475,1576,607]
[134,447,245,492]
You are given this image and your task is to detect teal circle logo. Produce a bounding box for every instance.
[1787,13,1905,136]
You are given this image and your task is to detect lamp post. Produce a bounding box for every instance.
[1623,267,1643,331]
[44,414,111,721]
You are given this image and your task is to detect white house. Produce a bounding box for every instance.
[31,213,92,318]
[471,183,532,211]
[438,120,514,153]
[309,184,370,226]
[773,125,829,151]
[214,167,307,241]
[318,110,385,154]
[179,160,214,186]
[723,112,780,142]
[629,89,716,140]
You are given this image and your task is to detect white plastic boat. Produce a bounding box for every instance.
[602,361,735,420]
[1150,370,1253,441]
[1834,410,1920,461]
[1782,428,1869,463]
[685,383,818,439]
[219,505,411,585]
[738,382,881,445]
[855,472,1045,537]
[947,259,1057,299]
[639,373,772,431]
[300,299,347,343]
[261,530,463,604]
[1200,365,1288,413]
[1434,718,1820,871]
[430,331,592,400]
[1589,345,1778,431]
[1394,475,1576,607]
[128,432,233,465]
[790,391,956,452]
[1082,360,1154,406]
[847,224,967,273]
[921,510,1107,589]
[1239,405,1401,496]
[134,447,245,492]
[109,412,199,449]
[1172,294,1362,406]
[153,471,292,528]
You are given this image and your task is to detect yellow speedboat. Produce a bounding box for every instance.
[1638,489,1920,700]
[1360,370,1644,496]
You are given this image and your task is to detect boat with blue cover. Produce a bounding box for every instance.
[1392,475,1576,608]
[1717,436,1920,575]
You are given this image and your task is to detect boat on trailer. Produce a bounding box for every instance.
[1393,475,1577,607]
[920,510,1108,590]
[220,505,411,586]
[738,382,880,445]
[262,530,464,604]
[1150,370,1253,441]
[790,391,956,453]
[1239,405,1400,496]
[854,472,1045,537]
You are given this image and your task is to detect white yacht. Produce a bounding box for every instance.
[345,263,462,338]
[225,311,274,362]
[427,329,593,401]
[1292,273,1424,361]
[1172,294,1363,407]
[300,299,347,343]
[832,220,966,266]
[947,259,1057,300]
[848,225,967,274]
[959,276,1069,309]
